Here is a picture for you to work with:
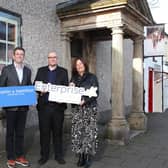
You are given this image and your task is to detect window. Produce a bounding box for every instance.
[0,9,21,72]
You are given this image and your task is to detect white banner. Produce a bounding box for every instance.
[35,81,97,104]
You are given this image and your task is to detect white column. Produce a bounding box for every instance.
[107,27,130,144]
[128,36,147,130]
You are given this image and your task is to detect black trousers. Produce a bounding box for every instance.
[38,104,64,160]
[6,110,27,160]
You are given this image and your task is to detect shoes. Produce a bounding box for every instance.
[84,154,92,168]
[55,158,66,164]
[7,160,16,168]
[15,156,30,167]
[38,158,48,165]
[77,153,85,167]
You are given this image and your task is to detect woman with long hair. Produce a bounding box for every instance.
[70,57,99,168]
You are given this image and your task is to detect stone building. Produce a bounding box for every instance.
[0,0,154,151]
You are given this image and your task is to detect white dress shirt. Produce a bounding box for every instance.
[14,62,24,83]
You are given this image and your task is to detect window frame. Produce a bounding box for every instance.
[0,8,21,66]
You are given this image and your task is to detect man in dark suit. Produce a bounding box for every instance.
[34,52,68,165]
[0,47,32,168]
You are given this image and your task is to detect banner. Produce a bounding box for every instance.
[144,24,165,56]
[35,81,97,104]
[0,86,37,107]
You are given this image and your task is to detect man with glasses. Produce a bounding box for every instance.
[34,52,68,165]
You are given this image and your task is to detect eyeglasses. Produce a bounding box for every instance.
[15,53,24,56]
[48,56,57,59]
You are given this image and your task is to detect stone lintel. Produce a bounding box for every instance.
[57,0,127,17]
[122,14,144,36]
[61,11,123,32]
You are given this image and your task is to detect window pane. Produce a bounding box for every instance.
[0,43,6,62]
[8,23,15,41]
[8,44,14,62]
[0,21,6,40]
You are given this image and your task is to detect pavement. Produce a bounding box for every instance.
[1,112,168,168]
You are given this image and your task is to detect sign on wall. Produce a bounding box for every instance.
[144,24,165,56]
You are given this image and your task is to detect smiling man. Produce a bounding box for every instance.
[0,47,32,168]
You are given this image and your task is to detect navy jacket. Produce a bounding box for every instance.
[34,65,69,111]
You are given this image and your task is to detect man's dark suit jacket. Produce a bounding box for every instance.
[0,64,32,111]
[34,65,68,111]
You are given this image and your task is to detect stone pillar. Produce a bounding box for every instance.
[128,36,147,130]
[60,32,72,133]
[60,32,72,75]
[107,27,130,145]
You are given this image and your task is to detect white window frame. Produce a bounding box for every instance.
[0,16,18,65]
[0,9,21,65]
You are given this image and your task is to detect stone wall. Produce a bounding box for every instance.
[0,0,67,127]
[0,0,66,77]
